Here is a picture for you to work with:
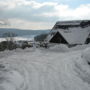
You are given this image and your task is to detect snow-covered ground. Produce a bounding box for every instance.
[0,44,90,90]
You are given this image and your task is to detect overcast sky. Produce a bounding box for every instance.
[0,0,90,30]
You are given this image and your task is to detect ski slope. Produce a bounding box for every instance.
[0,45,90,90]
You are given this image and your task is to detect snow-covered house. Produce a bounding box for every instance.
[45,20,90,45]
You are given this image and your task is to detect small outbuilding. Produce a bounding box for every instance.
[45,20,90,45]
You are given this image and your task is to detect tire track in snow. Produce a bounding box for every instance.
[0,49,90,90]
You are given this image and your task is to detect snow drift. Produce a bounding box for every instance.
[82,48,90,63]
[49,44,69,52]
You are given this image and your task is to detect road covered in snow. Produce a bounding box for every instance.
[0,44,90,90]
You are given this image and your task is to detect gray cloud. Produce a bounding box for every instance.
[0,0,90,29]
[0,4,59,23]
[0,19,10,26]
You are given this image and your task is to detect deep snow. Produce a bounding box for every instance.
[0,45,90,90]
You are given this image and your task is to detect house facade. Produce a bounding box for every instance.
[45,20,90,45]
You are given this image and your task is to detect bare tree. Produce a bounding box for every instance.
[3,32,17,42]
[2,32,17,50]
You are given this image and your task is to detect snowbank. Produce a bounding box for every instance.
[49,44,69,52]
[73,47,90,85]
[81,47,90,63]
[71,44,90,51]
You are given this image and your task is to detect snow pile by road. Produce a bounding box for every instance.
[49,44,69,52]
[74,48,90,85]
[71,44,90,51]
[0,45,90,90]
[82,48,90,63]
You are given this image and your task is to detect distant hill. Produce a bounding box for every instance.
[0,28,50,37]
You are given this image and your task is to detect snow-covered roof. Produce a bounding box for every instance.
[46,20,90,44]
[53,20,90,30]
[55,20,90,25]
[58,27,89,44]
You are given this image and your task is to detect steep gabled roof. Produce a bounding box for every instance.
[57,27,89,44]
[46,20,90,44]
